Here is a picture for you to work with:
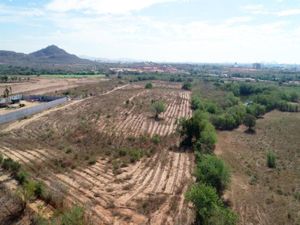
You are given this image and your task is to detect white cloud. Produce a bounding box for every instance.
[46,0,180,14]
[225,16,253,25]
[277,8,300,16]
[242,4,267,15]
[242,3,300,17]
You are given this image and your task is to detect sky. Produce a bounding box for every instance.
[0,0,300,63]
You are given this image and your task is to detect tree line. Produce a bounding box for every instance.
[178,110,237,225]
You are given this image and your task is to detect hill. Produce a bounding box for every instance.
[0,45,99,73]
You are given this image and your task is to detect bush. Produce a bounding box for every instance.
[60,206,85,225]
[191,96,202,110]
[151,135,160,144]
[2,158,21,174]
[211,105,247,131]
[195,154,230,194]
[15,170,28,185]
[18,180,37,205]
[182,82,192,90]
[208,206,238,225]
[145,82,153,89]
[185,184,220,223]
[246,103,266,118]
[267,151,276,168]
[128,148,144,163]
[151,100,166,120]
[186,184,237,225]
[179,110,217,152]
[0,153,3,164]
[34,181,45,198]
[199,123,217,150]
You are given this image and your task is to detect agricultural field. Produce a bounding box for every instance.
[216,111,300,225]
[0,81,194,224]
[0,76,106,95]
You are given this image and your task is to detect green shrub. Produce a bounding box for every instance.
[191,96,203,110]
[151,135,160,144]
[179,110,217,152]
[195,154,230,194]
[2,158,21,173]
[208,205,238,225]
[2,158,13,170]
[185,183,220,222]
[117,148,127,157]
[60,206,85,225]
[267,151,276,168]
[128,148,144,163]
[182,82,192,90]
[88,159,96,165]
[246,103,266,118]
[151,100,166,120]
[204,101,219,114]
[145,82,153,89]
[19,180,37,203]
[199,123,217,151]
[185,184,237,225]
[15,170,28,185]
[34,181,45,198]
[0,153,3,164]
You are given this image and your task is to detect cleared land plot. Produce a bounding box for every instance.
[97,83,192,137]
[0,77,105,95]
[216,111,300,225]
[0,81,194,225]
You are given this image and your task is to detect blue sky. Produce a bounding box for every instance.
[1,0,300,63]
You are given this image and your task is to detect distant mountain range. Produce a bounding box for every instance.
[0,45,98,71]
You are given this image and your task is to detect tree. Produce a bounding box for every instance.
[145,82,153,89]
[151,100,166,120]
[197,123,217,153]
[243,114,256,131]
[178,110,210,146]
[246,103,266,118]
[179,110,217,151]
[195,154,230,194]
[3,86,12,98]
[185,184,237,225]
[191,96,203,110]
[185,184,220,223]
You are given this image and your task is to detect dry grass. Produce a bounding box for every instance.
[216,111,300,225]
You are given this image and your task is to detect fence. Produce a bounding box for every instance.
[0,97,68,125]
[0,94,23,104]
[23,95,62,102]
